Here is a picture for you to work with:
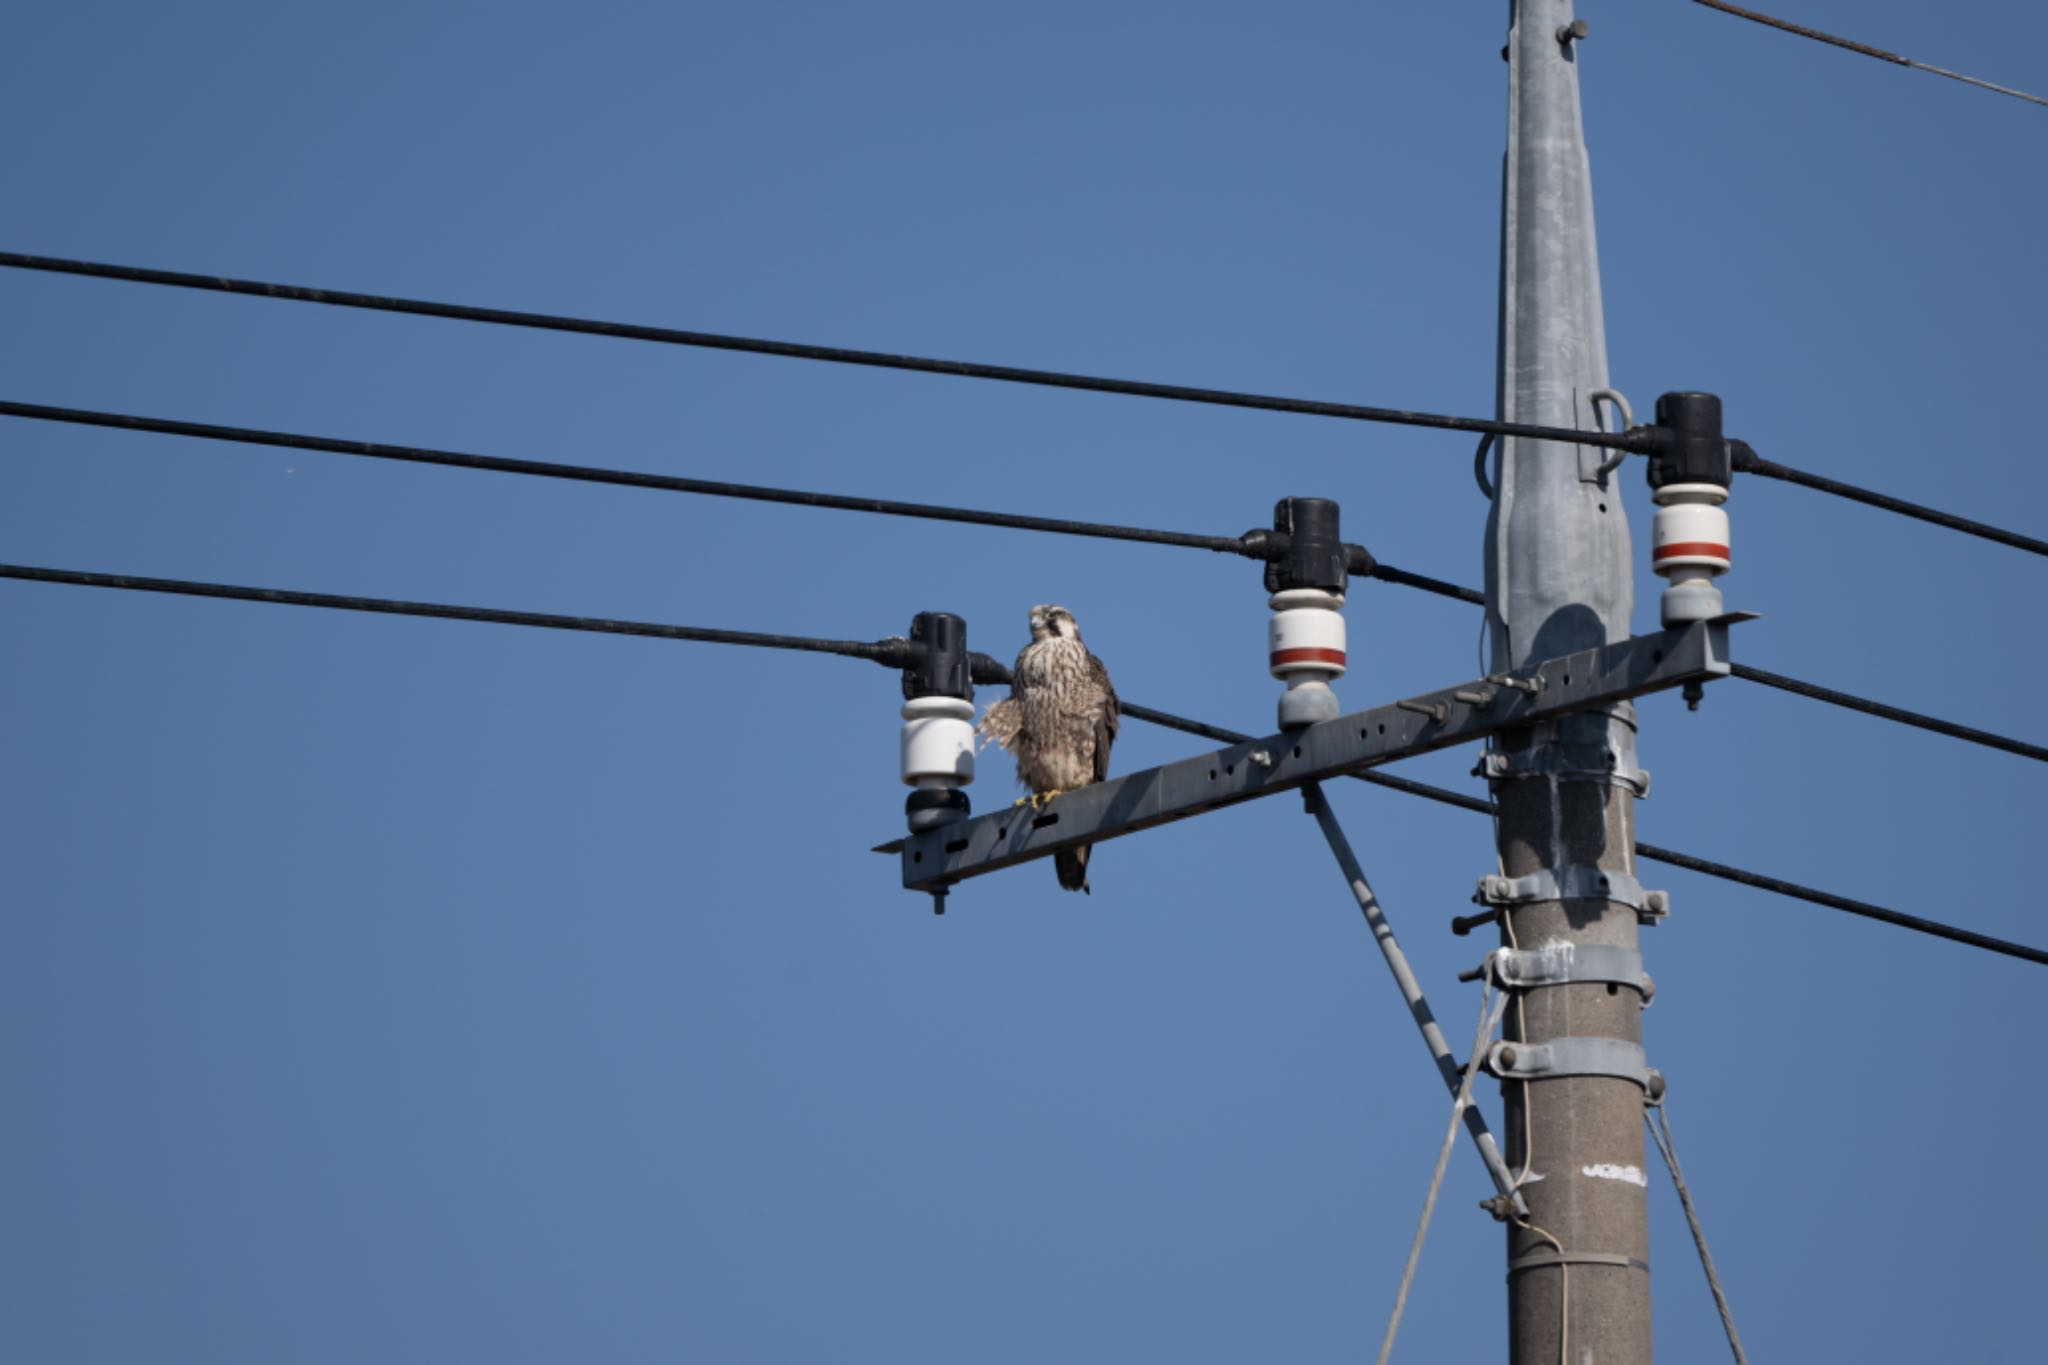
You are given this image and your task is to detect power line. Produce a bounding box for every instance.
[0,250,1644,453]
[1730,663,2048,764]
[1734,445,2048,558]
[1692,0,2048,109]
[0,397,1478,604]
[1628,838,2048,964]
[13,394,2033,761]
[1116,698,2048,968]
[1371,562,1484,606]
[0,563,912,664]
[7,558,2040,965]
[8,251,2040,560]
[1312,536,2048,763]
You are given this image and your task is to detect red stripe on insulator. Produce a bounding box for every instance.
[1270,647,1347,666]
[1653,541,1731,562]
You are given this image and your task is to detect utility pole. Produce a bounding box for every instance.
[1485,4,1656,1362]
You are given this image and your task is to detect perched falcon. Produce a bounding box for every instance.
[978,604,1119,893]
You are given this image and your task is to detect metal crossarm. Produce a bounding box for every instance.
[895,617,1743,892]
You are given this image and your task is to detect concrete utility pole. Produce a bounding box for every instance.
[1485,3,1655,1362]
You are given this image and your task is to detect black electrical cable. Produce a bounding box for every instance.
[7,561,2039,965]
[1626,839,2046,965]
[0,250,1647,454]
[1112,698,2048,967]
[0,397,1460,595]
[1371,563,1485,606]
[1730,663,2048,764]
[1734,447,2048,558]
[1691,0,2048,108]
[0,563,912,663]
[15,396,2036,760]
[9,253,2041,559]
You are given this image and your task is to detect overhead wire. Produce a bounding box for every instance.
[1691,0,2048,109]
[5,561,2041,964]
[1116,700,2048,968]
[1729,662,2048,764]
[1732,445,2048,558]
[4,250,2040,557]
[10,395,2038,760]
[0,398,1477,602]
[0,564,916,664]
[0,251,1644,453]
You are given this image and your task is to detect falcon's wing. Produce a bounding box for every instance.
[1088,652,1119,783]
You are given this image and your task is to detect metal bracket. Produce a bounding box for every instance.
[891,619,1740,893]
[1485,1037,1653,1091]
[1509,1250,1649,1278]
[1474,866,1669,925]
[1486,943,1653,1000]
[1474,741,1650,796]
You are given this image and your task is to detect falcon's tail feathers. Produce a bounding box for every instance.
[1055,845,1092,894]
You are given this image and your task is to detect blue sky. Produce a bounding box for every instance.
[2,3,2043,1361]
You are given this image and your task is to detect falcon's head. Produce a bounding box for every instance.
[1028,603,1081,643]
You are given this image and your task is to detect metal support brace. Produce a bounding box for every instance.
[1303,785,1529,1219]
[1485,1037,1655,1092]
[1474,866,1669,924]
[1486,943,1653,1000]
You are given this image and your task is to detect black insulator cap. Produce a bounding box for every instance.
[1263,497,1349,594]
[901,611,973,701]
[905,786,971,832]
[1647,392,1732,490]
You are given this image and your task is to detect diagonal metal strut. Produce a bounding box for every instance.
[895,618,1740,892]
[1303,784,1528,1218]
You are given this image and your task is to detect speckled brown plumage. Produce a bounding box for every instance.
[977,604,1118,892]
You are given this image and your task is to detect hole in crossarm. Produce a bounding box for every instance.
[1031,812,1059,830]
[945,838,968,853]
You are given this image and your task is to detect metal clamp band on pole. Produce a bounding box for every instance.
[1475,866,1663,916]
[1485,1036,1653,1091]
[1508,1250,1651,1276]
[1476,739,1651,795]
[1487,943,1653,999]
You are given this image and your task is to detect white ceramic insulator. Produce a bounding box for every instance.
[901,696,975,789]
[1651,483,1731,578]
[1268,589,1347,681]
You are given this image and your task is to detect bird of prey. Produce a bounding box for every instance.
[978,604,1119,893]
